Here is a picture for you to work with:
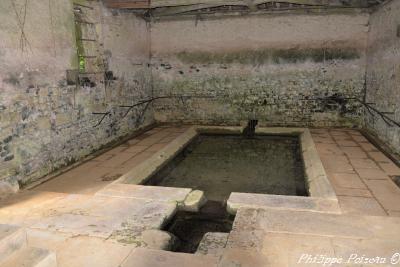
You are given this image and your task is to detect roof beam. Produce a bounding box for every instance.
[103,0,379,9]
[103,0,150,8]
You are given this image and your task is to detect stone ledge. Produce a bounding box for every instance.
[95,183,192,204]
[301,129,338,201]
[115,127,198,185]
[179,190,207,212]
[227,193,341,215]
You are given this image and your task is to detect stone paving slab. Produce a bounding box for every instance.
[28,233,134,267]
[101,152,136,168]
[388,210,400,217]
[0,246,57,267]
[26,229,72,250]
[364,179,400,212]
[0,191,70,227]
[359,142,379,152]
[337,140,358,147]
[0,224,26,264]
[333,187,373,197]
[329,173,366,189]
[0,190,178,243]
[223,231,400,267]
[225,229,265,250]
[29,196,177,240]
[122,145,149,154]
[33,166,118,195]
[121,248,218,267]
[31,213,117,238]
[316,143,345,155]
[232,208,400,241]
[55,237,132,267]
[330,237,400,265]
[227,232,334,266]
[95,184,191,203]
[320,155,354,173]
[356,168,390,180]
[312,129,400,217]
[227,193,340,214]
[121,152,155,170]
[368,151,391,162]
[337,196,387,216]
[349,158,380,169]
[196,232,228,257]
[379,162,400,176]
[341,147,368,159]
[218,248,268,267]
[0,191,67,216]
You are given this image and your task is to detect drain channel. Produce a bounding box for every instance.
[163,201,235,254]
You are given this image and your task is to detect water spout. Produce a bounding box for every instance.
[242,119,258,138]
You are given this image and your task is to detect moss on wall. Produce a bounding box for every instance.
[176,48,360,65]
[153,66,365,126]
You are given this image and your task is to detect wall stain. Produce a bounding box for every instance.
[177,48,360,65]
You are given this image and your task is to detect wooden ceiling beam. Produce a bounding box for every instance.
[103,0,379,9]
[151,0,342,8]
[103,0,150,9]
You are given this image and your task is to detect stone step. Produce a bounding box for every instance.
[0,247,57,267]
[196,232,229,257]
[0,224,26,264]
[121,248,218,267]
[233,207,400,241]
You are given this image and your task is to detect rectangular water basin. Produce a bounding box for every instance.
[115,126,337,201]
[145,134,307,202]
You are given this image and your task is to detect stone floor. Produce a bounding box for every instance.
[311,128,400,217]
[1,126,400,267]
[33,126,189,195]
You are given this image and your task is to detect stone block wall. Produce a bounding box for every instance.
[150,13,369,127]
[365,0,400,156]
[0,0,153,192]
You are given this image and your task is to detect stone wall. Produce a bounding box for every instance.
[151,13,369,126]
[0,0,152,193]
[365,0,400,156]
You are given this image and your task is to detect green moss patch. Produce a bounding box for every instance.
[176,48,360,65]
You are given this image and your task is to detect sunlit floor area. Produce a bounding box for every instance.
[1,126,399,266]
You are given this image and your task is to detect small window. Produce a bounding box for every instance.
[73,1,103,75]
